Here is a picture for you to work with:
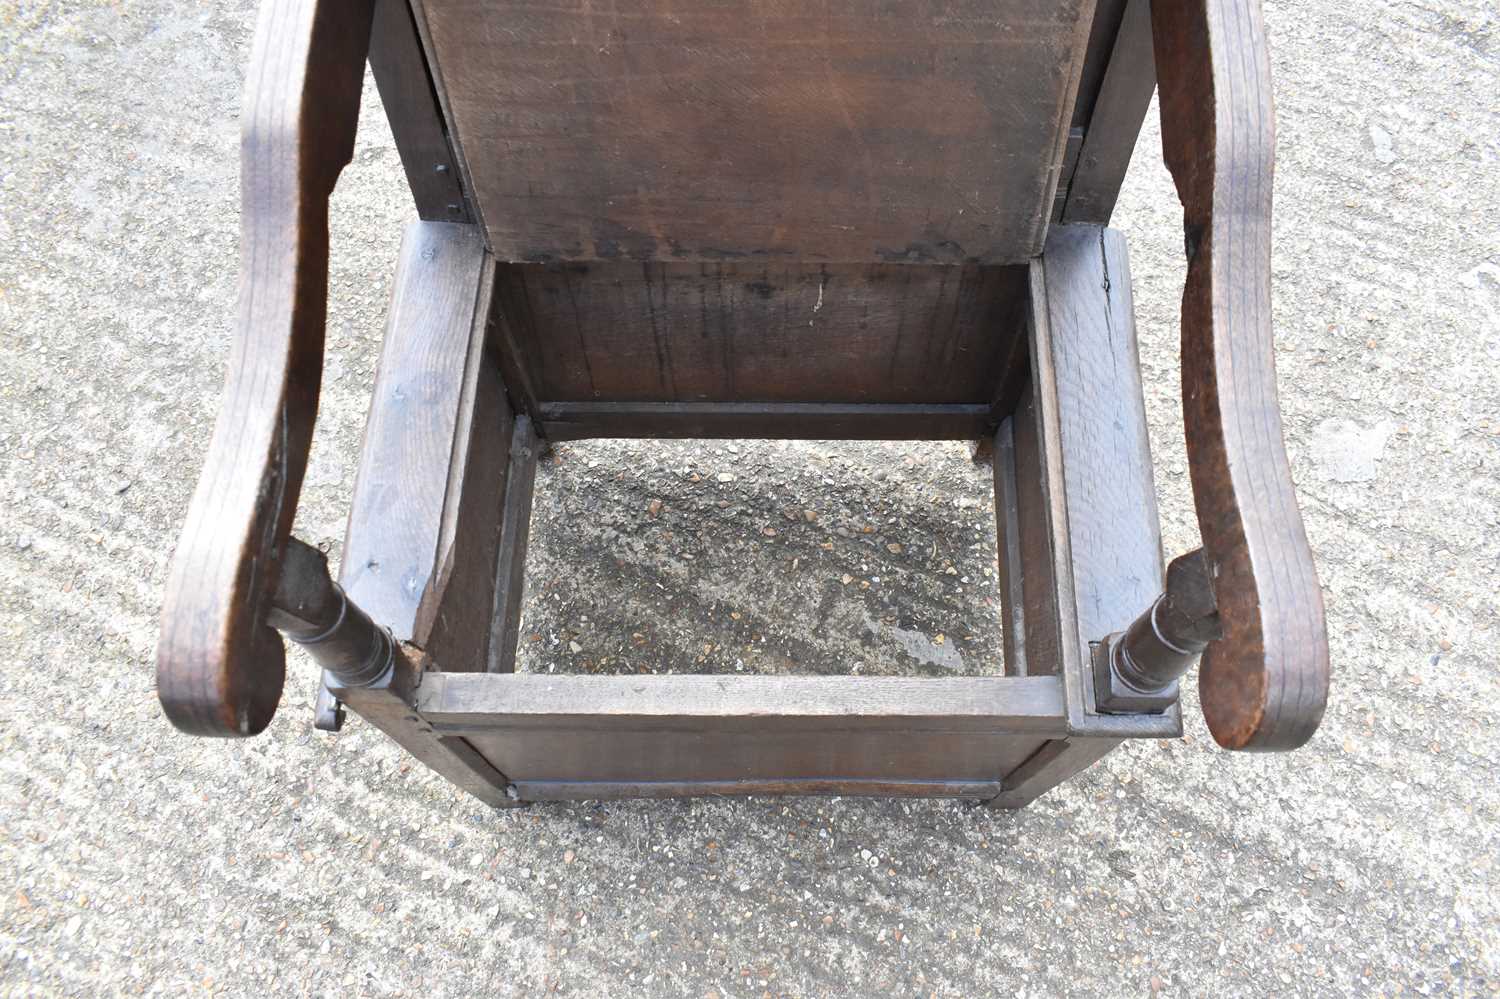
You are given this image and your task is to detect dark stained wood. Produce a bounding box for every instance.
[1038,226,1164,704]
[494,261,1030,407]
[417,673,1065,785]
[992,420,1029,677]
[484,416,539,673]
[1153,0,1329,749]
[328,650,521,808]
[368,0,470,221]
[271,538,396,688]
[539,402,993,442]
[1068,0,1133,127]
[463,725,1046,786]
[1050,127,1087,222]
[341,221,489,640]
[515,778,1003,802]
[415,0,1098,264]
[1062,0,1157,223]
[156,0,1326,813]
[987,736,1119,808]
[156,0,375,737]
[1008,384,1061,679]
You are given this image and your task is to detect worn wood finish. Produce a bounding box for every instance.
[368,0,469,221]
[1068,0,1133,127]
[539,402,994,442]
[410,254,515,670]
[340,221,488,641]
[156,0,374,736]
[1062,0,1156,223]
[494,262,1030,407]
[416,0,1097,264]
[484,416,538,674]
[1021,241,1180,740]
[1038,226,1164,699]
[515,779,1004,802]
[421,673,1066,727]
[1153,0,1329,749]
[988,736,1119,808]
[992,420,1030,677]
[418,673,1065,785]
[328,652,520,808]
[1009,385,1061,679]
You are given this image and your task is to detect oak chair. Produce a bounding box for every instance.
[157,0,1330,808]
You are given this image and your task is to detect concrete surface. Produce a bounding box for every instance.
[1,1,1497,995]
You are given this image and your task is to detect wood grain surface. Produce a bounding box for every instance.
[537,401,994,441]
[156,0,374,736]
[1037,226,1164,683]
[1152,0,1329,749]
[415,0,1098,263]
[513,778,1004,801]
[493,261,1030,406]
[368,0,470,220]
[341,221,488,641]
[1062,0,1157,223]
[418,673,1066,785]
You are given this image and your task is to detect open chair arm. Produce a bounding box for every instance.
[157,0,375,735]
[1150,0,1330,749]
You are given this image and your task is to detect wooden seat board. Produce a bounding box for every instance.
[416,0,1099,263]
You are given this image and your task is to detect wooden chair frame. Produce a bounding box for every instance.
[155,0,1329,809]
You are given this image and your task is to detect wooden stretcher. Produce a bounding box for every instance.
[156,0,1330,808]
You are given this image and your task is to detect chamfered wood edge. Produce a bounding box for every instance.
[329,653,522,808]
[416,673,1068,729]
[538,402,995,442]
[987,737,1120,808]
[515,779,1003,802]
[484,415,538,673]
[338,220,488,641]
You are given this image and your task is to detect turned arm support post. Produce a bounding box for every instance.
[268,539,396,690]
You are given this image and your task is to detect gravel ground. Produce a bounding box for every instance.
[2,1,1497,996]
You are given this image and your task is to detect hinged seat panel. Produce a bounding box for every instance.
[418,0,1098,263]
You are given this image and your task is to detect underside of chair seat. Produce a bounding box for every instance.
[418,0,1102,265]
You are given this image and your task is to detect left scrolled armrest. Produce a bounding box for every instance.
[156,0,375,736]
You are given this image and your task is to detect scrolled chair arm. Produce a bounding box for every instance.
[156,0,376,736]
[1150,0,1330,749]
